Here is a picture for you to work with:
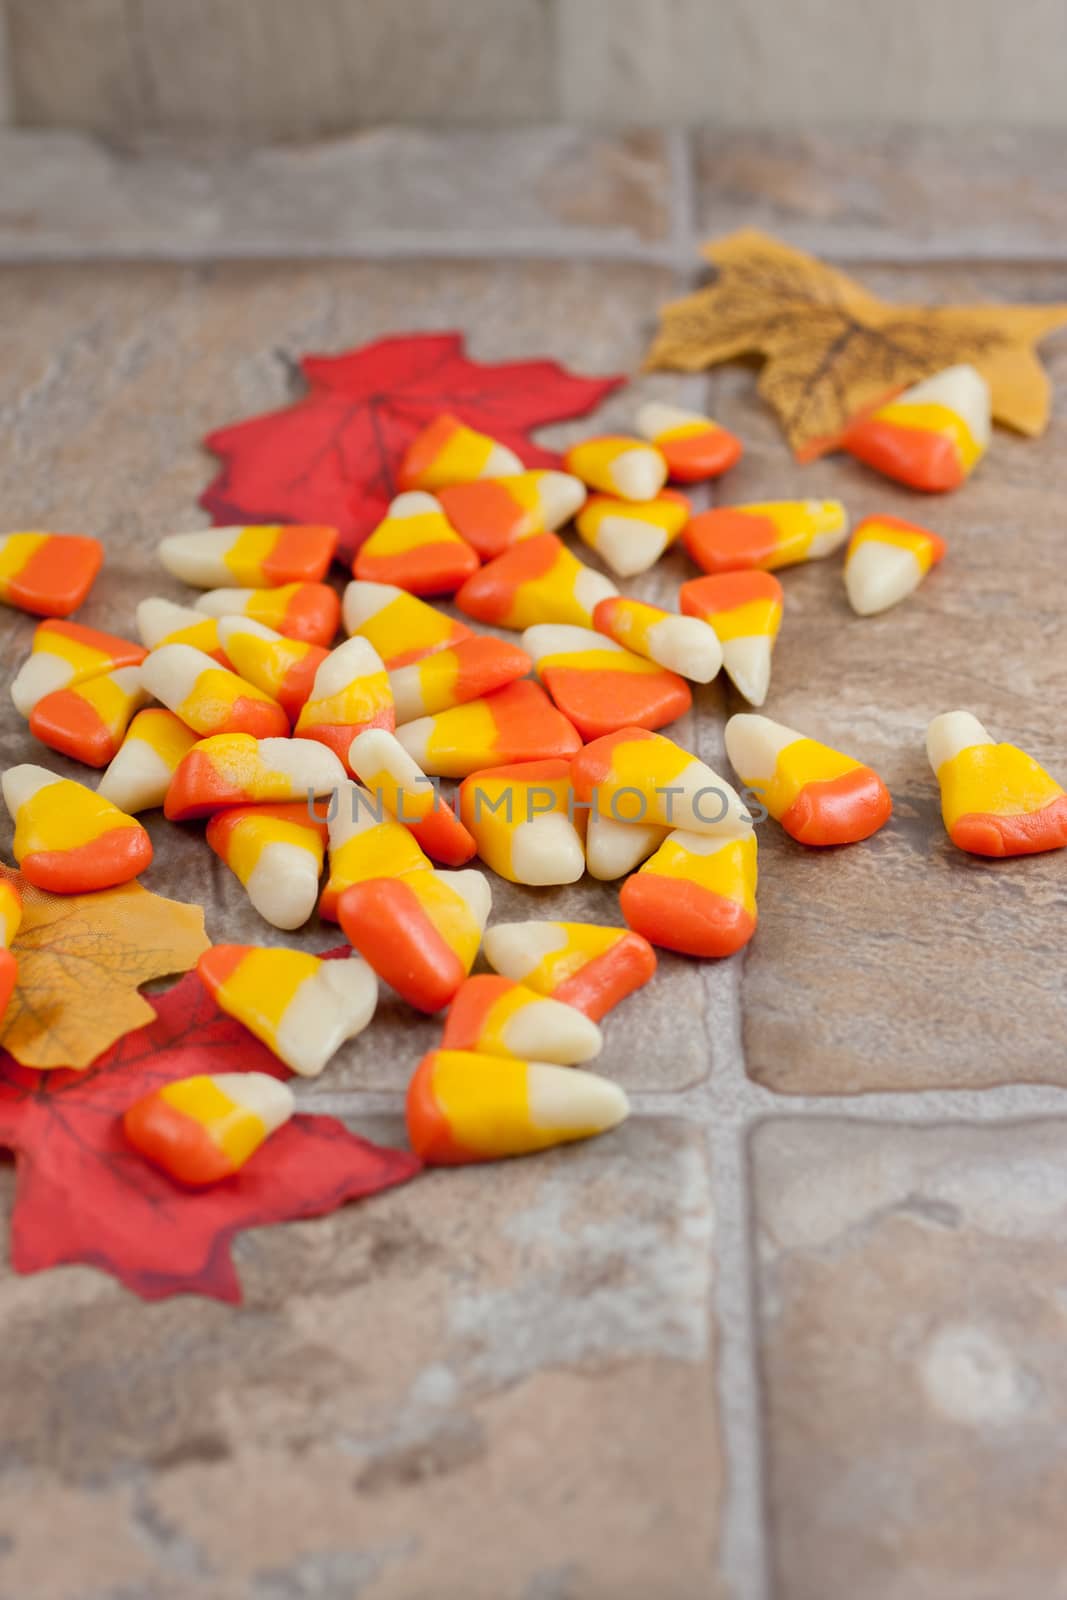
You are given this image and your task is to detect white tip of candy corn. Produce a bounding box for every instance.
[435,867,493,930]
[210,1071,295,1135]
[926,711,990,774]
[483,920,566,981]
[527,1062,630,1136]
[538,471,587,527]
[253,736,347,792]
[341,580,404,635]
[585,812,668,880]
[612,447,667,503]
[522,623,624,665]
[721,637,773,708]
[724,713,798,783]
[635,401,704,439]
[844,543,923,617]
[506,996,602,1064]
[245,840,323,930]
[574,565,618,616]
[904,364,992,450]
[594,515,670,578]
[97,741,174,814]
[217,615,284,648]
[510,816,586,887]
[389,490,443,519]
[275,955,378,1077]
[157,528,235,587]
[136,597,209,648]
[11,656,71,717]
[393,717,433,768]
[309,635,385,698]
[141,642,215,705]
[2,763,61,818]
[193,588,256,618]
[645,616,722,683]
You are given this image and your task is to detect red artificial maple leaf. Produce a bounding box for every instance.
[0,959,420,1303]
[201,331,624,558]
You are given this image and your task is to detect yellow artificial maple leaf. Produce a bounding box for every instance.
[645,229,1067,460]
[0,868,209,1069]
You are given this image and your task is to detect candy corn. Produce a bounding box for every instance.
[406,1049,629,1166]
[455,533,616,631]
[725,713,892,846]
[2,765,153,892]
[97,708,199,814]
[459,759,585,886]
[844,364,990,492]
[195,582,340,647]
[0,531,103,617]
[353,492,479,595]
[29,665,149,767]
[620,828,757,957]
[592,596,722,685]
[337,868,491,1013]
[207,801,328,929]
[319,780,432,921]
[926,712,1067,858]
[388,635,532,724]
[684,500,849,575]
[437,472,586,560]
[216,616,328,723]
[442,975,602,1065]
[843,515,947,616]
[124,1073,294,1186]
[11,619,146,717]
[198,946,377,1077]
[396,679,581,779]
[0,878,23,1018]
[679,572,783,707]
[348,728,476,867]
[523,623,691,740]
[165,734,346,822]
[635,402,743,483]
[142,644,289,739]
[585,812,668,881]
[342,580,471,669]
[571,727,753,837]
[397,413,522,492]
[575,490,690,578]
[483,920,657,1021]
[158,524,338,588]
[564,437,667,503]
[294,637,394,765]
[136,598,229,663]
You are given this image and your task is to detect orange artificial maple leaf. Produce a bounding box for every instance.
[0,867,209,1069]
[645,229,1067,460]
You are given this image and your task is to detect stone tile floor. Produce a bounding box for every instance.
[0,126,1064,1599]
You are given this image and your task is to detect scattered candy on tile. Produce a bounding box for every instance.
[97,708,200,814]
[293,636,394,766]
[437,471,586,560]
[441,974,603,1065]
[29,665,149,767]
[843,515,947,616]
[522,623,691,739]
[194,581,341,646]
[342,579,472,669]
[164,733,346,821]
[123,1072,295,1187]
[318,779,432,921]
[575,489,690,577]
[620,827,758,957]
[592,596,722,684]
[136,597,230,662]
[683,499,850,574]
[563,436,668,502]
[584,811,668,881]
[483,920,657,1021]
[635,401,743,482]
[157,524,338,588]
[926,711,1067,858]
[397,412,523,492]
[0,531,103,617]
[337,867,491,1013]
[396,678,581,779]
[11,619,147,718]
[2,764,153,892]
[679,571,783,707]
[353,491,479,595]
[198,946,378,1077]
[142,643,289,739]
[217,616,328,723]
[206,801,329,930]
[725,713,893,846]
[388,634,532,724]
[0,877,23,1018]
[571,727,753,836]
[455,532,617,631]
[458,759,586,886]
[348,727,475,867]
[844,363,991,492]
[406,1048,629,1165]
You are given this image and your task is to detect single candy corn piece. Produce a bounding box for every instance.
[158,524,337,589]
[438,472,587,560]
[0,878,23,1018]
[353,492,478,596]
[142,644,289,740]
[455,533,616,631]
[584,812,668,881]
[389,635,532,724]
[407,1049,628,1166]
[29,665,149,767]
[483,920,657,1022]
[926,712,1067,858]
[459,759,586,886]
[216,616,328,723]
[575,490,690,578]
[342,580,472,670]
[396,679,581,779]
[523,623,691,740]
[442,975,602,1065]
[11,619,147,717]
[97,708,200,814]
[348,728,475,867]
[563,437,667,503]
[195,582,340,647]
[337,867,491,1013]
[319,779,433,921]
[684,500,849,575]
[725,713,892,846]
[843,515,947,617]
[679,572,783,708]
[0,532,103,617]
[397,412,522,493]
[165,734,346,822]
[635,401,743,483]
[592,596,722,685]
[844,364,991,492]
[136,598,229,664]
[294,637,394,766]
[571,727,753,837]
[124,1072,295,1187]
[198,946,377,1077]
[207,801,328,929]
[2,765,152,892]
[620,828,758,958]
